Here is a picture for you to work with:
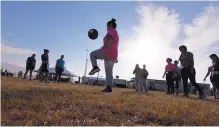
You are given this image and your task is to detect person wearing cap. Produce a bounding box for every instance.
[178,45,205,99]
[133,64,142,92]
[39,49,50,83]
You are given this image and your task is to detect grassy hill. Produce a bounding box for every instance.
[1,76,219,126]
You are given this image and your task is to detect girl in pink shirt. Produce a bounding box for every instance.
[89,18,119,92]
[163,58,176,94]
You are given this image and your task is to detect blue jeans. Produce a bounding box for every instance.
[90,49,115,87]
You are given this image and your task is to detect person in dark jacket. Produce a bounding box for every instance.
[210,54,219,99]
[23,54,36,80]
[39,49,50,83]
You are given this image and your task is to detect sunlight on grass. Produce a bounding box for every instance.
[1,77,219,126]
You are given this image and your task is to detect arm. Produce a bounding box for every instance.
[204,70,211,81]
[133,68,136,74]
[102,34,113,49]
[163,66,167,78]
[55,60,58,67]
[26,58,29,65]
[33,60,36,69]
[188,52,194,67]
[162,71,166,78]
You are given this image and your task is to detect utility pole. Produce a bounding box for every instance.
[84,49,89,77]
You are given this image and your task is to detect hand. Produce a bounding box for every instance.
[190,67,195,74]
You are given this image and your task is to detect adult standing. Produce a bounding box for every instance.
[178,45,205,99]
[23,54,36,80]
[203,66,217,99]
[173,60,181,95]
[40,49,50,83]
[141,64,149,92]
[209,54,219,99]
[163,58,176,94]
[54,55,65,83]
[133,64,142,92]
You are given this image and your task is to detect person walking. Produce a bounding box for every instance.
[178,45,205,99]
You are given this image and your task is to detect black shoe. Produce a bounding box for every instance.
[199,90,206,99]
[89,66,100,75]
[101,86,112,92]
[183,94,189,97]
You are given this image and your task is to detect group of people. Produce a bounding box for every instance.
[1,68,14,77]
[133,64,149,92]
[86,18,219,100]
[16,17,219,101]
[23,49,66,83]
[161,45,219,99]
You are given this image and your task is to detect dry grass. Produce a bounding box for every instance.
[1,76,219,126]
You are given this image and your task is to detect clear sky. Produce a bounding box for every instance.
[1,1,219,84]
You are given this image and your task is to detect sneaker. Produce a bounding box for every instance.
[89,66,100,75]
[213,97,218,99]
[101,86,112,92]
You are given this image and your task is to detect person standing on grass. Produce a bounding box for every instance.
[203,66,217,99]
[88,18,119,93]
[163,58,176,94]
[133,64,142,92]
[54,55,65,83]
[23,54,36,80]
[173,60,181,95]
[178,45,205,99]
[39,49,50,83]
[141,64,149,92]
[210,54,219,99]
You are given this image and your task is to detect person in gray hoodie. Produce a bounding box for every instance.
[133,64,142,92]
